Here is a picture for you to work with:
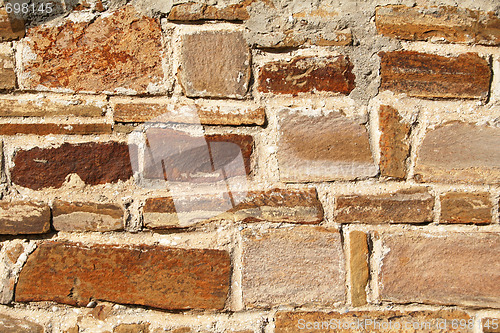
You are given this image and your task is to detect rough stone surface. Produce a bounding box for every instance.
[379,105,411,179]
[168,1,253,21]
[414,122,500,184]
[258,56,355,95]
[379,51,491,99]
[483,318,500,333]
[52,200,124,232]
[143,188,324,229]
[0,9,25,41]
[350,231,368,307]
[0,314,44,333]
[440,192,492,224]
[0,48,15,90]
[242,226,345,308]
[114,323,150,333]
[11,142,133,190]
[16,241,231,310]
[376,5,500,46]
[379,231,500,307]
[179,30,250,98]
[0,201,50,234]
[277,109,377,182]
[0,123,112,135]
[20,5,164,94]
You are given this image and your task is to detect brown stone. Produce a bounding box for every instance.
[379,231,500,307]
[114,323,150,333]
[0,202,50,235]
[277,109,377,182]
[52,200,124,232]
[16,241,231,310]
[0,47,15,90]
[0,123,112,135]
[168,1,254,21]
[242,226,345,308]
[90,304,113,320]
[335,188,434,224]
[350,231,368,307]
[414,122,500,184]
[179,30,250,98]
[275,310,473,333]
[258,56,355,95]
[143,188,324,229]
[440,192,491,224]
[64,325,79,333]
[379,105,411,179]
[0,9,25,41]
[483,318,500,333]
[0,314,44,333]
[379,51,491,99]
[6,243,24,263]
[376,5,500,46]
[11,142,133,190]
[20,5,164,94]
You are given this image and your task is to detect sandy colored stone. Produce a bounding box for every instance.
[483,318,500,333]
[90,304,113,321]
[380,51,491,99]
[114,323,150,333]
[52,200,124,232]
[350,231,368,307]
[20,5,164,94]
[168,1,254,21]
[16,241,231,310]
[379,105,410,179]
[414,122,500,184]
[6,243,24,264]
[0,123,112,135]
[335,188,434,224]
[0,48,15,90]
[64,325,79,333]
[0,201,50,235]
[242,226,345,308]
[379,231,500,307]
[376,5,500,46]
[277,109,377,182]
[179,30,250,98]
[258,56,355,95]
[440,192,491,224]
[0,9,25,41]
[0,314,44,333]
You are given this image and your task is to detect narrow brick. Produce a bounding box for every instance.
[0,123,112,135]
[350,231,368,307]
[440,192,491,224]
[143,188,324,229]
[258,56,355,95]
[16,241,231,310]
[168,1,253,21]
[11,142,133,190]
[242,227,345,308]
[0,9,25,41]
[376,5,500,46]
[0,45,15,90]
[379,105,411,179]
[379,51,491,99]
[335,188,434,224]
[0,202,50,235]
[414,122,500,184]
[379,231,500,307]
[0,314,43,333]
[278,109,377,182]
[20,5,164,94]
[483,318,500,333]
[179,30,250,98]
[52,200,124,232]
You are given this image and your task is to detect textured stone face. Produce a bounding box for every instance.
[16,242,231,310]
[0,314,44,333]
[178,30,250,98]
[0,123,112,135]
[277,109,377,182]
[168,1,252,21]
[258,56,355,95]
[114,323,150,333]
[0,9,25,41]
[0,202,50,235]
[414,122,500,184]
[20,5,164,94]
[241,227,345,308]
[379,51,491,99]
[349,231,368,307]
[379,232,500,307]
[440,192,491,224]
[0,47,15,90]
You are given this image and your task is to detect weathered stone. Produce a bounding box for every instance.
[114,323,150,333]
[0,9,25,41]
[258,56,355,95]
[179,30,250,98]
[376,5,500,46]
[0,46,15,90]
[379,231,500,307]
[0,123,112,135]
[379,105,411,179]
[335,188,434,224]
[0,314,44,333]
[0,241,35,304]
[379,51,491,99]
[0,202,50,234]
[350,231,368,307]
[242,226,345,308]
[52,200,124,232]
[143,188,324,229]
[20,5,164,94]
[11,142,133,190]
[16,241,231,310]
[168,1,254,21]
[440,192,491,224]
[277,109,377,182]
[414,122,500,184]
[255,29,353,48]
[483,318,500,333]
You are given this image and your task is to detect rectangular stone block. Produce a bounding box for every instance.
[16,241,231,310]
[440,192,491,224]
[349,231,368,307]
[0,123,112,135]
[379,105,410,179]
[0,202,50,235]
[0,9,25,41]
[0,44,15,90]
[168,2,251,21]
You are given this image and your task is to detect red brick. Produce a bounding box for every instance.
[440,192,491,224]
[0,202,50,235]
[0,314,43,333]
[379,51,491,99]
[52,200,123,232]
[11,142,133,190]
[0,9,25,41]
[16,241,231,310]
[0,123,111,135]
[379,231,500,307]
[258,56,355,95]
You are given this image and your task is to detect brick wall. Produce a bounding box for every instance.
[0,0,499,332]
